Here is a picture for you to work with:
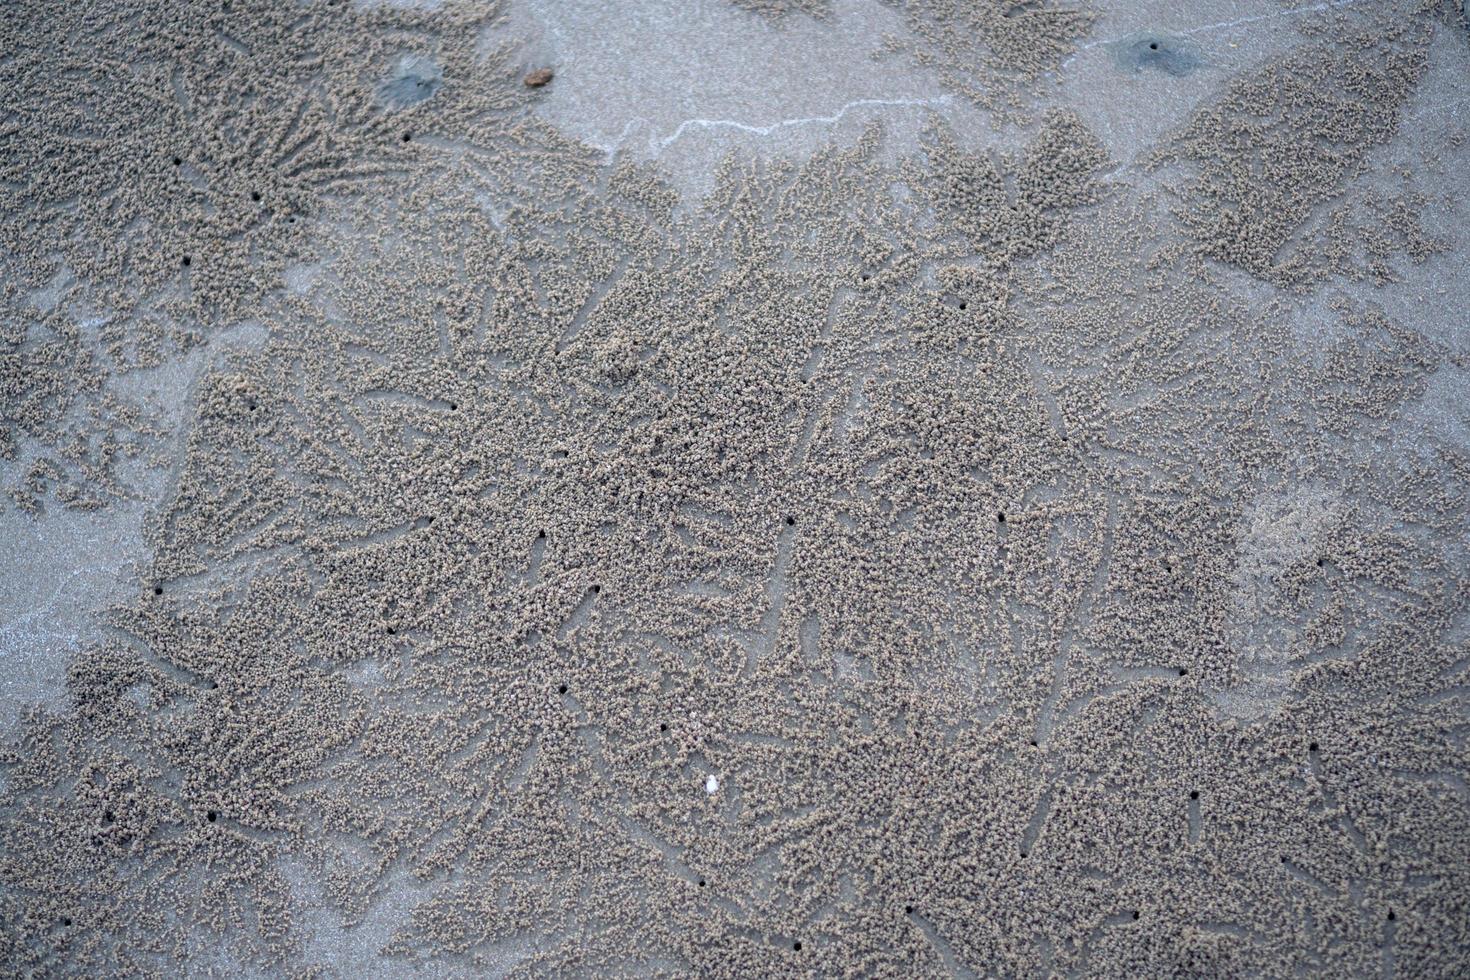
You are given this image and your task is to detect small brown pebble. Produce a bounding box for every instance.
[523,68,554,88]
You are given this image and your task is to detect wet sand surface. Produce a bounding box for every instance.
[2,0,1468,976]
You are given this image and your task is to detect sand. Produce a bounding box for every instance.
[2,0,1469,976]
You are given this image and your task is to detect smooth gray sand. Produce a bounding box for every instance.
[2,0,1469,976]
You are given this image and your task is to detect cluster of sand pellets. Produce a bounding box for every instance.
[2,0,1468,976]
[733,0,1101,118]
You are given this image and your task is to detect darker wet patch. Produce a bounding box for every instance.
[1111,34,1200,77]
[378,54,443,109]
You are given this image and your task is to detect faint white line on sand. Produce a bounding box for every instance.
[608,95,954,160]
[1066,0,1365,63]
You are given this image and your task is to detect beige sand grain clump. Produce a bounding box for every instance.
[2,0,1469,977]
[873,0,1096,115]
[732,0,1096,117]
[1152,21,1434,286]
[0,0,543,511]
[729,0,835,18]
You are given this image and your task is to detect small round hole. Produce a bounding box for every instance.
[386,626,395,635]
[997,511,1006,523]
[904,904,914,914]
[660,723,668,732]
[958,301,967,310]
[698,879,706,887]
[1149,42,1158,50]
[785,515,795,527]
[1132,910,1140,920]
[1387,910,1396,922]
[250,191,261,202]
[1309,742,1319,752]
[1189,790,1199,800]
[172,156,182,166]
[792,941,802,951]
[449,403,457,411]
[206,811,217,822]
[558,684,568,694]
[181,255,191,267]
[153,586,163,596]
[402,132,412,143]
[1178,667,1188,677]
[62,917,72,926]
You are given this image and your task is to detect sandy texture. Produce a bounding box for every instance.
[2,0,1469,976]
